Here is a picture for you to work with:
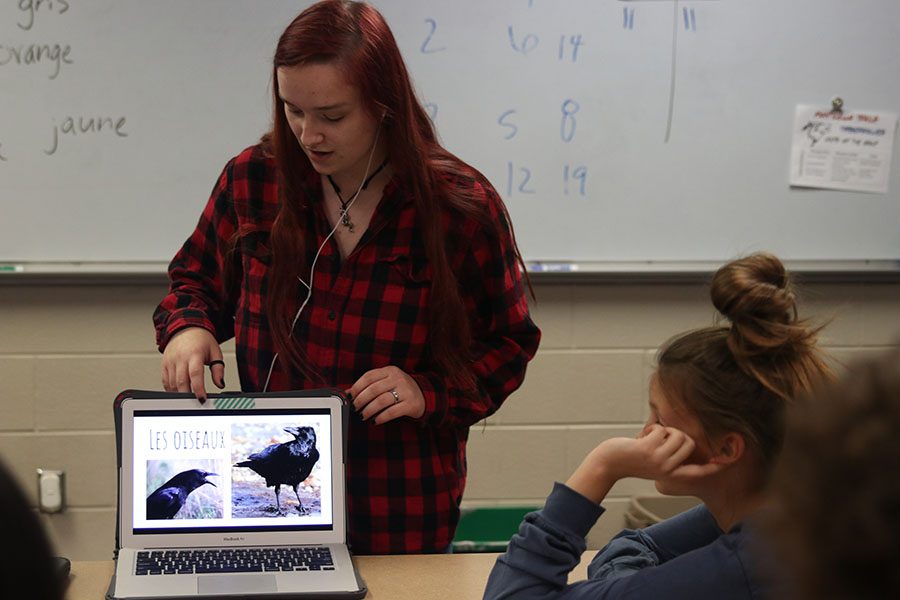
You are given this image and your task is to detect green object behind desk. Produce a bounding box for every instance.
[451,506,537,552]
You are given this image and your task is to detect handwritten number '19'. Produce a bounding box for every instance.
[563,165,588,196]
[421,19,446,54]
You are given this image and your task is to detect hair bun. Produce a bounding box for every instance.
[707,252,831,401]
[711,252,797,329]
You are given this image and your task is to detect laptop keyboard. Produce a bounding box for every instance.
[134,546,335,575]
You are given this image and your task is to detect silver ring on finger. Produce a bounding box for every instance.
[390,389,401,404]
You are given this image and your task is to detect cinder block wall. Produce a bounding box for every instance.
[1,279,898,559]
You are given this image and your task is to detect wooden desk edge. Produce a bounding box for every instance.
[68,553,591,599]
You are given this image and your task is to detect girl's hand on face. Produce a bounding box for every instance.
[348,365,426,424]
[622,424,697,479]
[591,424,696,482]
[565,424,696,503]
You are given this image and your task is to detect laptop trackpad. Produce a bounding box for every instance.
[198,574,277,594]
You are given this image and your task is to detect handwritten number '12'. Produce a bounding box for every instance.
[507,162,536,196]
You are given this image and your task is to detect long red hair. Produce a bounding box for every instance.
[265,0,529,390]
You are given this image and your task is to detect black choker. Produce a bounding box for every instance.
[326,158,389,232]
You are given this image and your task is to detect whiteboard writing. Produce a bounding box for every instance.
[16,0,70,31]
[1,0,899,268]
[0,43,73,79]
[44,116,128,155]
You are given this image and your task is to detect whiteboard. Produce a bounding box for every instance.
[1,0,899,270]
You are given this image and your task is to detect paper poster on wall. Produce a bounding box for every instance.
[789,105,897,194]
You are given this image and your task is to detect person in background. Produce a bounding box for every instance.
[770,347,900,599]
[0,458,66,600]
[153,0,540,554]
[484,252,832,599]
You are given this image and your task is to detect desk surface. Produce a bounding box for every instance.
[68,554,590,599]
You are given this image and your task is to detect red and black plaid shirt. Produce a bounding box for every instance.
[154,144,540,554]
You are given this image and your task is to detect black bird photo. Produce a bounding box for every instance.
[146,468,218,520]
[233,426,320,516]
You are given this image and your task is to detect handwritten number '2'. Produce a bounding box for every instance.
[421,19,446,54]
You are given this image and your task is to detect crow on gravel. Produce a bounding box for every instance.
[234,426,319,515]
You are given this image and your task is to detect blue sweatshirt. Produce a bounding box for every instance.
[484,483,771,599]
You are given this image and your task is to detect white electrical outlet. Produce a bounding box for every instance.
[37,468,65,513]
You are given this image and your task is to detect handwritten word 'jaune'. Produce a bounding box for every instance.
[45,116,129,155]
[0,43,73,79]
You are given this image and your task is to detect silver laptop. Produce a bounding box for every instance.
[108,390,367,599]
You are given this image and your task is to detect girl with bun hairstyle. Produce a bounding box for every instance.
[485,252,832,600]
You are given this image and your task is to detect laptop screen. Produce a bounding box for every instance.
[130,408,335,536]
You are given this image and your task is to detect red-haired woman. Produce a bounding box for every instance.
[153,0,540,554]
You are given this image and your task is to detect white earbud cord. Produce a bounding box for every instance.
[262,125,383,392]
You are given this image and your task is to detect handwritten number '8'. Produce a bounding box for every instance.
[561,99,579,143]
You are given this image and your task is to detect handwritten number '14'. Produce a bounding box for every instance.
[558,35,584,62]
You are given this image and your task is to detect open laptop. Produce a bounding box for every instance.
[108,390,367,600]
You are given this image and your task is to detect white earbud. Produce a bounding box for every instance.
[262,119,384,392]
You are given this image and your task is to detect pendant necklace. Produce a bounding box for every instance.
[326,158,389,233]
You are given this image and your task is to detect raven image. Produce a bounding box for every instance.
[146,469,217,520]
[234,426,320,515]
